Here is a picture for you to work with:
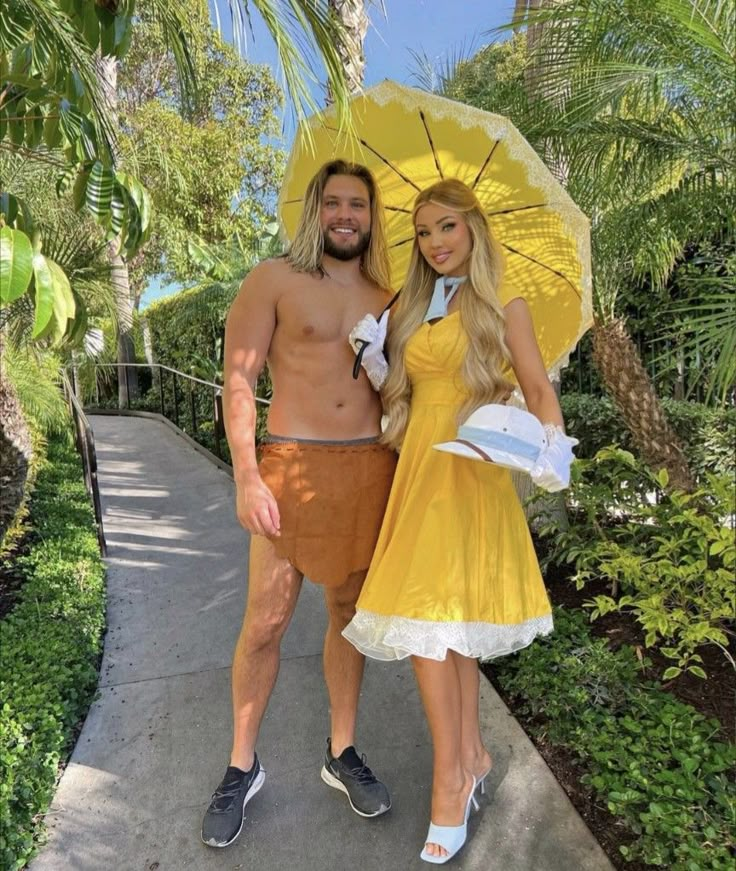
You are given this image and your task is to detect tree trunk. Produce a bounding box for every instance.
[0,365,32,541]
[110,249,139,407]
[512,0,530,33]
[592,317,695,491]
[98,54,139,408]
[326,0,368,100]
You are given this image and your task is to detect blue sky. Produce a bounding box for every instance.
[143,1,515,306]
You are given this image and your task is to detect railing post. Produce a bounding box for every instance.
[125,364,131,409]
[189,381,197,436]
[158,365,165,416]
[172,371,180,428]
[213,391,223,458]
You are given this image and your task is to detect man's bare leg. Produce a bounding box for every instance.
[230,535,303,771]
[322,570,366,755]
[320,570,391,817]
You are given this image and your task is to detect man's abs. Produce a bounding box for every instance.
[265,356,384,440]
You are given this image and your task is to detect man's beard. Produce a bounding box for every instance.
[323,229,372,261]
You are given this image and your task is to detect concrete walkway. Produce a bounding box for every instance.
[31,415,613,871]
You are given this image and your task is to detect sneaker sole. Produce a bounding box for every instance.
[201,768,266,848]
[320,765,391,818]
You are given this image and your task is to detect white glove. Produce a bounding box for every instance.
[348,310,389,391]
[530,424,578,492]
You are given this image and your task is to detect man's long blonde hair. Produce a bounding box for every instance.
[382,179,513,450]
[285,159,391,289]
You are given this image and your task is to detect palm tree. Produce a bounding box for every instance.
[327,0,371,97]
[0,0,360,527]
[501,0,735,489]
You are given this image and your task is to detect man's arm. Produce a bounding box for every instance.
[223,261,280,536]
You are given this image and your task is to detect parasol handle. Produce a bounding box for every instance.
[351,290,402,381]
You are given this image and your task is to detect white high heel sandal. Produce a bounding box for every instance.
[420,777,479,865]
[476,763,493,797]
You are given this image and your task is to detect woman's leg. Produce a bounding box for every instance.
[412,655,475,859]
[450,652,493,782]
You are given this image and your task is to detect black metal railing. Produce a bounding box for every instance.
[72,363,270,463]
[61,372,107,556]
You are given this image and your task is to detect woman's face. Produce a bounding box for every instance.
[414,202,472,277]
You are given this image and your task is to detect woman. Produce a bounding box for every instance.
[344,179,576,864]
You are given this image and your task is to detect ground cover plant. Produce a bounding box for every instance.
[487,607,736,870]
[0,433,106,870]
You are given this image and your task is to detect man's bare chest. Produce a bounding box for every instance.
[275,288,374,344]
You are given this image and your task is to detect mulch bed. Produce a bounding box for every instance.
[484,557,735,871]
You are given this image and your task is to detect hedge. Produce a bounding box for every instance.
[0,433,106,870]
[560,393,736,479]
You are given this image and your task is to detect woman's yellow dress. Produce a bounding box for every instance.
[343,312,553,661]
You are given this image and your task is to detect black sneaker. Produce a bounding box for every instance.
[320,739,391,817]
[201,755,265,848]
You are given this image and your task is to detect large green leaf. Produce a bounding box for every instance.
[66,291,88,347]
[55,165,76,197]
[25,112,44,149]
[72,166,90,211]
[30,252,56,337]
[86,161,115,219]
[81,0,100,52]
[58,98,83,144]
[0,194,35,235]
[117,171,151,235]
[107,183,127,244]
[0,193,19,226]
[0,226,33,303]
[43,110,62,149]
[47,259,76,343]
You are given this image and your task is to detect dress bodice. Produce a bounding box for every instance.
[406,312,469,407]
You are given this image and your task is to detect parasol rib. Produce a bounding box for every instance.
[419,110,444,179]
[472,141,501,190]
[503,244,582,299]
[487,203,548,216]
[324,125,422,191]
[389,236,414,249]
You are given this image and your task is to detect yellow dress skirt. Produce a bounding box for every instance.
[343,313,553,661]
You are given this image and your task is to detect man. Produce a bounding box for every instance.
[201,160,397,848]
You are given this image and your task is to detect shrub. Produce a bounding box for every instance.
[0,433,106,870]
[493,608,736,870]
[560,393,736,479]
[534,447,736,678]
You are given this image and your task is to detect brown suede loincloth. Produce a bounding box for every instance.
[258,436,397,587]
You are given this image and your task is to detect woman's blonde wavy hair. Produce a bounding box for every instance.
[285,159,391,290]
[382,179,513,450]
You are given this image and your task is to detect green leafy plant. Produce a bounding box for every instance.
[536,447,736,677]
[0,432,106,869]
[560,393,736,480]
[492,608,736,869]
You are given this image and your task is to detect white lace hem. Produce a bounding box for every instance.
[342,611,553,662]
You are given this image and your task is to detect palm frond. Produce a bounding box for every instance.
[1,340,68,432]
[216,1,358,135]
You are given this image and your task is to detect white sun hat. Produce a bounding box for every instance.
[433,404,547,474]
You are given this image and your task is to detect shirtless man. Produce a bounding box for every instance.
[201,160,397,848]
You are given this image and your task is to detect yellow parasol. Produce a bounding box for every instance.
[279,80,592,376]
